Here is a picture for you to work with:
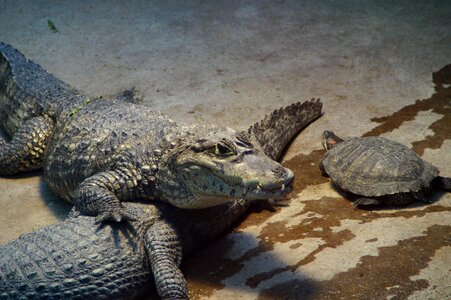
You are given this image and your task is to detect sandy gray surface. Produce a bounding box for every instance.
[1,1,450,299]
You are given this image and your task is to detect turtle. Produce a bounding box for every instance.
[319,130,451,208]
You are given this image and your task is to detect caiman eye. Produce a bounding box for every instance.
[206,142,235,157]
[217,142,234,156]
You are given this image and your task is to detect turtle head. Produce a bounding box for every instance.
[158,127,294,209]
[321,130,344,151]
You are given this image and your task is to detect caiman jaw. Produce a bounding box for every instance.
[242,172,294,199]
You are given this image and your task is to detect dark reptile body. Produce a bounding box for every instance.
[0,43,83,135]
[0,42,182,204]
[0,99,323,299]
[44,98,178,202]
[0,200,249,300]
[0,43,85,173]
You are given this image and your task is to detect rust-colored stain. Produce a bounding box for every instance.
[257,225,450,300]
[363,64,451,156]
[283,149,329,196]
[433,64,451,87]
[241,193,450,290]
[183,66,451,299]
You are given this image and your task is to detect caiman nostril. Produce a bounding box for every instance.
[271,165,286,175]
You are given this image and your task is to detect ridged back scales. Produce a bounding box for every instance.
[0,211,151,299]
[321,137,438,196]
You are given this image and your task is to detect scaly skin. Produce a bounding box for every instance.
[0,99,323,300]
[320,130,450,207]
[43,98,295,222]
[0,201,250,300]
[0,43,85,174]
[0,43,293,223]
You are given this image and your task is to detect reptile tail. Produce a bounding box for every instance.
[248,98,323,161]
[0,42,82,136]
[433,176,451,192]
[0,214,150,299]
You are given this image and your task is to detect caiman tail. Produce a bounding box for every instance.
[249,98,322,161]
[0,43,84,175]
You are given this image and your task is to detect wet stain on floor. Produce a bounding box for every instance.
[363,64,451,156]
[257,225,450,300]
[183,65,451,299]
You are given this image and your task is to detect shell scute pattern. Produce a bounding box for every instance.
[322,137,438,197]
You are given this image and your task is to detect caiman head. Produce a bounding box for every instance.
[156,127,294,209]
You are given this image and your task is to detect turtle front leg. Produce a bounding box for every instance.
[144,220,188,300]
[352,197,382,208]
[0,115,54,175]
[74,168,142,223]
[319,160,329,178]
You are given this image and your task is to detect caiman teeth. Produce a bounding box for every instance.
[257,183,284,193]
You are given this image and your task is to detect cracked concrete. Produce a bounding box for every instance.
[0,1,450,299]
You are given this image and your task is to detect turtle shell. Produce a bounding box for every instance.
[321,137,438,197]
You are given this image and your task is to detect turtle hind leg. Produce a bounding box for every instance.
[0,115,54,175]
[433,176,451,192]
[352,197,382,209]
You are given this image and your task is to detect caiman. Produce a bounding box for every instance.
[0,42,295,223]
[0,99,323,299]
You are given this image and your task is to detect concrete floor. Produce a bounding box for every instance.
[0,1,450,299]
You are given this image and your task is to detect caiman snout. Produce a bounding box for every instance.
[236,152,295,199]
[259,166,294,195]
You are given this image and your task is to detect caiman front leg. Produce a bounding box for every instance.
[74,167,143,223]
[144,220,188,300]
[0,115,54,175]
